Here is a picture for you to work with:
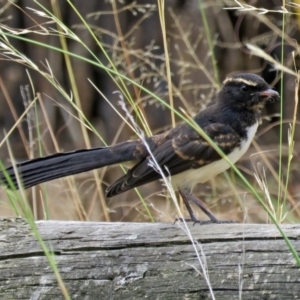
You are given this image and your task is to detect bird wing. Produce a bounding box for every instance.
[106,123,242,197]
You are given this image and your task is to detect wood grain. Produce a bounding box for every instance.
[0,218,299,299]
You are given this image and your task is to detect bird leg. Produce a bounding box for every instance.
[178,189,238,224]
[175,191,211,225]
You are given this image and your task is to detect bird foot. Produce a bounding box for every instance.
[175,217,239,225]
[174,218,212,226]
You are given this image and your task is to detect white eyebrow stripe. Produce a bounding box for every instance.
[223,77,258,86]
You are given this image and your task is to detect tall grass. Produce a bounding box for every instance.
[0,0,300,298]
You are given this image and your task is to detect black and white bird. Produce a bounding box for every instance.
[0,73,279,223]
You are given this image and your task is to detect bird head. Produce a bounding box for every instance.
[219,73,279,111]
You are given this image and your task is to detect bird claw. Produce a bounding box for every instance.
[175,217,239,225]
[211,219,239,224]
[174,217,209,225]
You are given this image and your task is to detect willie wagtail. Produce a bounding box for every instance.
[0,73,279,223]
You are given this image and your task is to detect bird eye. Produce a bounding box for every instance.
[241,85,249,92]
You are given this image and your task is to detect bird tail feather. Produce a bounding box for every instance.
[0,141,143,190]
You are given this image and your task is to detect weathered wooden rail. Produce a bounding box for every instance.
[0,218,299,299]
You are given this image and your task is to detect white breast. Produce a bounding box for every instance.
[170,122,259,191]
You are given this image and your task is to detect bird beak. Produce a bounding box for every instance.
[258,88,279,98]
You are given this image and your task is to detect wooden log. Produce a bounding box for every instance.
[0,218,299,299]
